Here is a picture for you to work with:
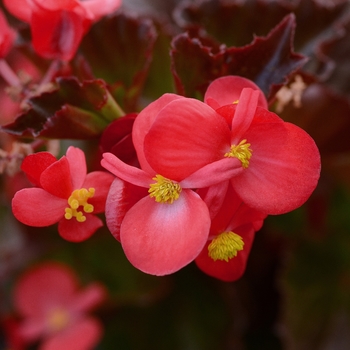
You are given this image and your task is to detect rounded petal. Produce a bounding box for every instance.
[21,152,57,187]
[40,157,73,199]
[133,93,185,174]
[120,190,211,275]
[70,283,106,314]
[14,262,79,318]
[42,317,102,350]
[144,98,231,181]
[66,147,87,189]
[3,0,32,22]
[105,177,148,241]
[82,171,114,213]
[12,188,66,227]
[233,110,321,214]
[58,214,103,242]
[204,75,268,110]
[195,225,255,282]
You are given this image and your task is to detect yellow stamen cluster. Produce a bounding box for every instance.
[149,175,182,204]
[47,308,70,332]
[65,188,95,222]
[208,231,244,262]
[224,139,252,168]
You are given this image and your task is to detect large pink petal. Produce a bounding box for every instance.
[105,178,148,241]
[14,262,78,318]
[42,317,102,350]
[58,214,103,242]
[233,112,321,214]
[40,157,73,199]
[3,0,32,22]
[120,190,211,275]
[195,226,255,282]
[12,188,66,226]
[133,93,184,174]
[82,171,114,213]
[204,75,268,110]
[144,98,231,181]
[101,153,152,187]
[21,152,57,187]
[66,147,87,189]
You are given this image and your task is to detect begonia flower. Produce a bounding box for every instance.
[141,76,321,215]
[13,262,106,350]
[195,183,266,282]
[3,0,122,61]
[101,94,244,276]
[12,146,114,242]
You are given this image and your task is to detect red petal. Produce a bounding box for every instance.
[204,75,268,109]
[40,156,73,199]
[70,283,106,314]
[42,318,102,350]
[81,0,122,20]
[21,152,57,187]
[133,93,185,174]
[66,146,86,189]
[233,110,321,214]
[12,188,66,226]
[3,0,32,22]
[58,214,103,242]
[82,171,114,213]
[14,262,78,318]
[105,178,148,241]
[120,190,211,275]
[144,98,231,181]
[101,153,152,187]
[195,225,255,282]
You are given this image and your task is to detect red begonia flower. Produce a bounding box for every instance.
[0,10,16,59]
[3,0,121,61]
[142,76,321,215]
[195,183,266,282]
[12,146,114,242]
[13,262,106,350]
[101,96,244,275]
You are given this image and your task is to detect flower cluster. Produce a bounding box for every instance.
[101,75,321,280]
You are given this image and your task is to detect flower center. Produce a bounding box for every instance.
[64,188,95,222]
[224,139,252,168]
[149,175,182,204]
[208,231,244,262]
[46,308,70,333]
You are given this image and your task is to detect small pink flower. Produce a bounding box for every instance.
[12,146,114,242]
[13,262,106,350]
[3,0,122,61]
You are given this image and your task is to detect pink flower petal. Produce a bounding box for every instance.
[3,0,32,22]
[120,190,211,275]
[82,171,114,213]
[101,153,152,187]
[66,147,87,189]
[58,214,103,242]
[105,178,148,241]
[42,317,102,350]
[21,152,57,187]
[204,75,268,109]
[81,0,122,21]
[70,283,106,314]
[133,93,185,174]
[233,110,321,214]
[40,157,73,199]
[12,188,66,227]
[195,225,255,282]
[14,262,79,318]
[144,98,231,181]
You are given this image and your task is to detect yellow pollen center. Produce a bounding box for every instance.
[47,308,70,333]
[208,231,244,262]
[64,187,95,222]
[149,175,182,204]
[224,139,252,168]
